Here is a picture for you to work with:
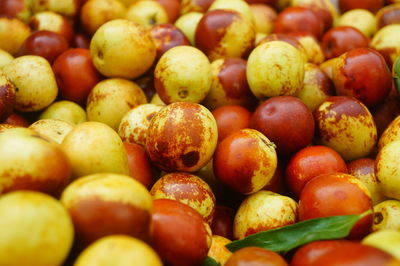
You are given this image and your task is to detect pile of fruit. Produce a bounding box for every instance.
[1,0,400,265]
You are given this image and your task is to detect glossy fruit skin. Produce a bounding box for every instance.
[225,247,288,266]
[150,172,216,223]
[285,145,348,198]
[313,96,377,161]
[52,48,102,106]
[274,6,324,40]
[73,33,91,49]
[321,26,369,60]
[373,200,400,231]
[156,0,180,23]
[291,240,352,266]
[338,0,384,13]
[151,199,211,266]
[123,142,153,189]
[213,129,277,195]
[251,96,315,156]
[332,48,392,108]
[370,24,400,68]
[211,205,235,240]
[0,73,16,122]
[212,105,252,142]
[19,30,69,63]
[180,0,215,14]
[299,173,373,239]
[377,4,400,29]
[310,242,400,266]
[258,33,308,62]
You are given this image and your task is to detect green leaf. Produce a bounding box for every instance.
[394,57,400,95]
[202,256,221,266]
[226,211,371,254]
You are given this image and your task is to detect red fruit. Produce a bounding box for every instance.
[123,142,153,189]
[338,0,384,13]
[211,205,235,240]
[225,247,288,266]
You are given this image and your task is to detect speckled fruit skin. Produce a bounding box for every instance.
[285,145,348,198]
[296,63,334,111]
[0,191,74,266]
[0,73,15,122]
[29,118,74,144]
[0,128,71,196]
[86,78,147,131]
[154,46,212,104]
[348,158,386,205]
[150,172,216,223]
[146,102,218,172]
[251,96,315,156]
[371,24,400,68]
[378,115,400,150]
[373,200,400,231]
[90,19,156,79]
[195,9,255,61]
[151,198,212,266]
[213,129,277,195]
[202,58,256,110]
[29,11,74,43]
[208,235,232,265]
[74,235,162,266]
[150,23,190,61]
[233,191,298,239]
[225,246,288,266]
[119,104,163,146]
[299,173,373,239]
[60,173,152,249]
[376,140,400,200]
[321,26,369,60]
[246,41,305,99]
[291,240,353,266]
[332,48,392,108]
[314,96,377,161]
[3,55,57,112]
[61,121,129,179]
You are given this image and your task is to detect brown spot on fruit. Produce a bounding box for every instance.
[181,151,199,167]
[374,211,384,225]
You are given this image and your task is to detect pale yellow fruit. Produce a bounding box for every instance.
[154,46,212,104]
[320,57,339,79]
[29,11,71,38]
[234,191,298,239]
[29,119,74,144]
[74,235,162,266]
[208,0,254,24]
[296,35,325,64]
[362,230,400,260]
[250,4,277,35]
[0,49,13,70]
[376,140,400,200]
[90,19,156,79]
[150,93,166,106]
[255,32,267,45]
[39,100,87,125]
[81,0,127,35]
[62,121,129,179]
[0,17,31,55]
[126,0,168,29]
[3,55,58,112]
[86,78,147,131]
[32,0,78,17]
[336,9,377,37]
[378,115,400,151]
[118,103,163,145]
[247,40,305,99]
[371,24,400,67]
[0,191,73,266]
[174,12,203,45]
[117,0,139,6]
[373,200,400,232]
[208,235,232,265]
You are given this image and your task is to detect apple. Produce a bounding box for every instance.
[335,9,377,38]
[0,17,31,56]
[125,0,169,29]
[29,11,74,43]
[39,100,87,125]
[80,0,127,35]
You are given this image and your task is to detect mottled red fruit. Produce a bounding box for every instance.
[52,48,102,106]
[211,205,235,240]
[372,87,400,136]
[311,242,400,266]
[212,105,251,142]
[274,6,324,40]
[225,247,288,266]
[299,173,373,239]
[151,199,211,266]
[4,113,29,127]
[376,4,400,29]
[285,145,348,198]
[180,0,215,13]
[123,142,153,189]
[150,23,190,61]
[338,0,384,13]
[321,26,369,60]
[0,81,15,122]
[333,48,392,108]
[156,0,180,22]
[251,96,315,156]
[0,0,25,19]
[72,33,91,49]
[19,30,69,63]
[291,240,353,266]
